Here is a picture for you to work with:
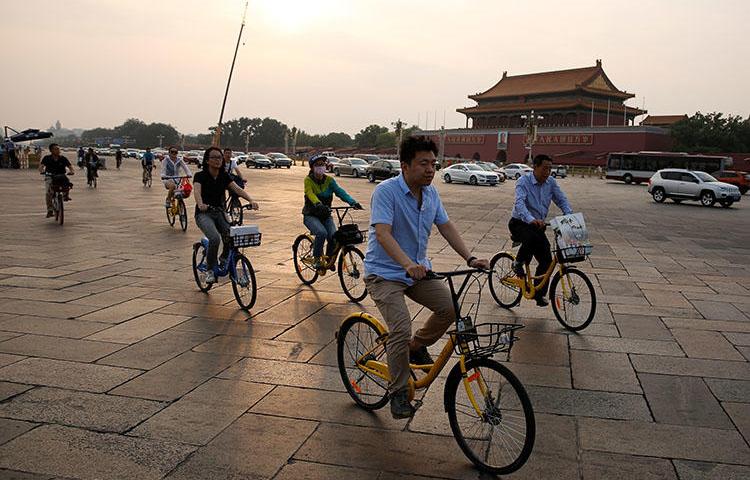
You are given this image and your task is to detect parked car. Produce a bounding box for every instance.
[333,157,369,178]
[125,149,139,158]
[714,170,750,195]
[245,154,273,169]
[234,154,249,165]
[648,168,742,208]
[367,160,401,182]
[500,163,533,179]
[325,156,343,172]
[266,152,293,168]
[551,166,567,178]
[442,163,500,186]
[183,152,202,165]
[475,162,506,181]
[354,154,381,164]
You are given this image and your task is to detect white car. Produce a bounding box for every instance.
[648,168,742,208]
[500,163,533,180]
[442,163,500,186]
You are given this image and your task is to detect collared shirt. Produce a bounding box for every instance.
[364,174,449,285]
[511,172,573,223]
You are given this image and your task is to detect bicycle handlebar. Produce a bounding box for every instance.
[161,176,191,180]
[407,267,490,280]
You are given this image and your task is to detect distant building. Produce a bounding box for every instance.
[420,60,673,166]
[640,115,688,128]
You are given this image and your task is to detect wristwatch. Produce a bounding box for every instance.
[466,256,477,267]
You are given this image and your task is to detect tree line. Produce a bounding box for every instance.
[52,117,418,151]
[671,112,750,153]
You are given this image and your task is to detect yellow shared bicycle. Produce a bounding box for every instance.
[336,268,535,475]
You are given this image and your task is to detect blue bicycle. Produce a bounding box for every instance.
[192,205,260,310]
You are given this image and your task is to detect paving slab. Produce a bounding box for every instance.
[671,328,745,361]
[165,413,316,479]
[613,314,674,340]
[0,315,111,339]
[110,351,241,401]
[691,300,749,322]
[0,419,37,446]
[723,402,750,444]
[76,299,172,324]
[580,451,677,479]
[96,329,214,370]
[0,382,33,402]
[526,385,651,420]
[273,461,381,480]
[0,358,141,393]
[673,460,750,479]
[571,350,641,393]
[0,425,195,480]
[192,335,320,362]
[0,300,98,320]
[0,387,165,433]
[569,334,684,356]
[704,378,750,403]
[0,354,25,368]
[172,317,287,338]
[84,313,189,344]
[630,354,750,380]
[218,357,344,392]
[509,331,569,366]
[0,334,123,362]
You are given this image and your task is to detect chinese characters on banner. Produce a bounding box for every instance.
[497,130,509,150]
[526,134,594,145]
[445,135,485,145]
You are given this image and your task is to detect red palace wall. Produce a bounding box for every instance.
[421,126,673,166]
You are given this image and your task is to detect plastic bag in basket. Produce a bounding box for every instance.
[550,213,588,250]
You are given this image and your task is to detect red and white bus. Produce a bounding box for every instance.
[606,151,733,184]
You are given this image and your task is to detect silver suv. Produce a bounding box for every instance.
[648,168,742,208]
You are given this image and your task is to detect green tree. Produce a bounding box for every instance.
[355,124,389,148]
[671,112,750,153]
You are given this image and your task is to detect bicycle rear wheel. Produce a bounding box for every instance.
[338,246,367,302]
[292,234,319,285]
[550,267,596,331]
[488,252,522,308]
[445,358,535,475]
[147,172,152,187]
[192,242,212,292]
[231,254,257,310]
[55,193,64,225]
[178,198,188,231]
[227,196,243,226]
[166,202,176,227]
[336,315,390,410]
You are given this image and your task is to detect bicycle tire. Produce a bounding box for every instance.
[292,234,319,285]
[445,357,535,475]
[228,196,243,226]
[192,242,212,293]
[147,173,152,188]
[93,176,97,189]
[488,252,522,308]
[178,198,188,231]
[56,193,64,226]
[338,246,367,302]
[231,254,257,310]
[550,267,596,331]
[336,315,390,410]
[166,203,176,227]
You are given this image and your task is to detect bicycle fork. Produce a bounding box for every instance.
[459,355,499,422]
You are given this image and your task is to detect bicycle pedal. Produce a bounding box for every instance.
[412,399,424,411]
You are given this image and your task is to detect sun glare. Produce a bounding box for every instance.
[254,0,345,31]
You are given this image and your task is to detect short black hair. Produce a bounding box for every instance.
[399,136,438,165]
[223,147,232,152]
[202,146,223,170]
[533,154,552,167]
[48,143,59,152]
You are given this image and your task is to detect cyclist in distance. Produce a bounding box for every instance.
[194,147,259,284]
[364,136,489,419]
[38,143,75,217]
[303,154,362,272]
[161,147,192,208]
[142,147,155,181]
[509,154,573,306]
[222,148,245,182]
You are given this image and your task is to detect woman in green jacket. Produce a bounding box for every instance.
[303,155,362,271]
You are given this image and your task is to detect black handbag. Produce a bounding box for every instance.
[334,224,364,245]
[311,203,332,220]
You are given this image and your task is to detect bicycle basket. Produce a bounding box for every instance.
[555,244,593,263]
[452,322,524,358]
[334,223,364,245]
[229,225,262,248]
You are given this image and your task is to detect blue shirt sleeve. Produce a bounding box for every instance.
[551,180,573,215]
[331,178,356,205]
[370,184,394,226]
[513,176,536,223]
[433,189,450,225]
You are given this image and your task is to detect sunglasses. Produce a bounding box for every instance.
[208,154,223,160]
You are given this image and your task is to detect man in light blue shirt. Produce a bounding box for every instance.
[509,154,573,306]
[364,136,489,419]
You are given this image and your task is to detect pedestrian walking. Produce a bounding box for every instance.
[115,149,123,170]
[77,147,85,169]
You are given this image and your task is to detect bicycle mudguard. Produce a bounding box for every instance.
[336,312,388,338]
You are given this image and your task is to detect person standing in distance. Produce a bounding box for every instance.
[364,136,489,419]
[509,154,573,306]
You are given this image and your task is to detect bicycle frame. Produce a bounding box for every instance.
[348,269,495,415]
[500,232,575,301]
[300,206,358,269]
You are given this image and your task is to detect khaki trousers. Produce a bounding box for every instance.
[365,275,456,393]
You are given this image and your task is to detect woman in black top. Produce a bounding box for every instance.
[194,147,258,283]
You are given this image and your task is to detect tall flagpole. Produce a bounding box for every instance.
[214,1,249,146]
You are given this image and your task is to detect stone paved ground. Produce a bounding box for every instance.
[0,158,749,479]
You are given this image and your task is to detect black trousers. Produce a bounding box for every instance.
[508,217,552,298]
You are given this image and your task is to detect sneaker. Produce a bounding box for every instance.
[511,260,525,278]
[409,345,434,366]
[205,271,216,284]
[535,296,549,307]
[390,389,416,419]
[164,200,171,208]
[46,210,54,218]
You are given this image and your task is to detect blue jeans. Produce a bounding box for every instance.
[196,210,231,270]
[303,214,336,258]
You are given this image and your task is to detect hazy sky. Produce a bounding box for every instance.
[3,0,749,136]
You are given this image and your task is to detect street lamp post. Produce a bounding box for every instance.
[520,110,544,164]
[242,128,251,154]
[157,135,164,149]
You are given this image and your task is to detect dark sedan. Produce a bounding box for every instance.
[367,160,401,183]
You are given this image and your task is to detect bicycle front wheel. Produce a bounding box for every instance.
[166,203,176,227]
[292,234,319,285]
[338,246,367,302]
[227,196,243,226]
[445,358,535,475]
[488,252,522,308]
[56,193,64,226]
[550,267,596,331]
[336,315,390,410]
[178,199,188,231]
[192,242,212,293]
[231,254,257,310]
[147,173,152,187]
